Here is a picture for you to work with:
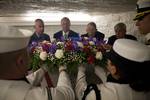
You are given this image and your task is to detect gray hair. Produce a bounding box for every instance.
[114,22,126,31]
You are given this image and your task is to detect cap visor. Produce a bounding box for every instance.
[133,14,143,21]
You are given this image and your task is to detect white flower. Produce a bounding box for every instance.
[57,42,64,45]
[89,41,95,45]
[96,51,103,60]
[42,40,48,44]
[36,47,43,53]
[84,37,88,40]
[77,41,84,48]
[55,49,64,59]
[40,51,48,61]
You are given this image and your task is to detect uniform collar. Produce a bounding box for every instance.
[107,74,128,84]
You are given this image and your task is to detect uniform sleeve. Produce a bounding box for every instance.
[26,87,48,100]
[26,70,75,100]
[75,65,87,100]
[26,68,45,86]
[50,71,75,100]
[75,66,107,100]
[94,66,108,83]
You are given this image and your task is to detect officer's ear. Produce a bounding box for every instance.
[107,60,117,75]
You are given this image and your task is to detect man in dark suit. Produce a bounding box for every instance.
[53,17,79,41]
[28,19,50,46]
[107,22,137,46]
[81,22,105,41]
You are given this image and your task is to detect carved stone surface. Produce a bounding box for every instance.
[0,0,137,16]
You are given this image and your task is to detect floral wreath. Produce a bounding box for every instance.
[29,37,107,73]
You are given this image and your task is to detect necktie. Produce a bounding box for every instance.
[64,33,68,40]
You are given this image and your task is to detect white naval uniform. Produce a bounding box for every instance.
[26,68,50,87]
[0,71,75,100]
[145,33,150,46]
[75,66,150,100]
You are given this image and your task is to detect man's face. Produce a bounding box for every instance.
[115,29,126,38]
[61,19,70,32]
[35,21,44,34]
[86,24,96,35]
[136,14,150,35]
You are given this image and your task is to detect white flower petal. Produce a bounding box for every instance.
[40,51,48,61]
[55,49,64,59]
[57,42,64,45]
[84,37,88,40]
[77,41,84,48]
[96,51,103,60]
[89,41,95,45]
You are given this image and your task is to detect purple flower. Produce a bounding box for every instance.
[95,40,106,45]
[28,41,38,53]
[72,41,79,51]
[31,41,38,47]
[49,43,57,54]
[88,37,93,41]
[82,40,89,45]
[60,36,65,42]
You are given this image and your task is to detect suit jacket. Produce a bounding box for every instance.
[81,31,105,41]
[53,30,79,41]
[28,32,50,46]
[107,34,137,45]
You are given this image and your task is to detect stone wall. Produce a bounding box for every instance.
[94,11,138,38]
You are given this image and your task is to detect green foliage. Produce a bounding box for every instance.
[30,53,41,71]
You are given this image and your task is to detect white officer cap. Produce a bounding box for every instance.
[113,39,150,62]
[134,0,150,20]
[0,24,32,53]
[105,39,150,68]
